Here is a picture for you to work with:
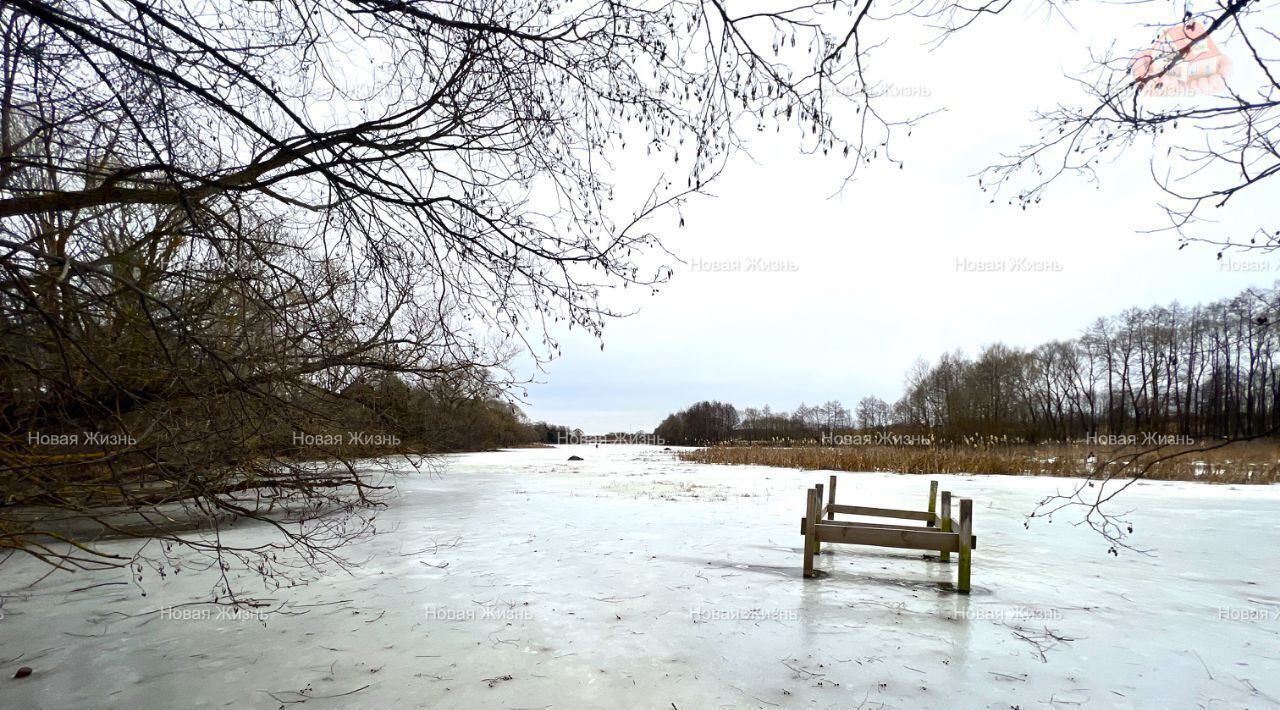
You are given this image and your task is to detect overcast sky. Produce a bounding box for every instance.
[518,2,1274,433]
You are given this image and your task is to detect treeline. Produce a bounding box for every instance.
[655,401,741,445]
[896,283,1280,440]
[529,423,584,445]
[654,400,859,445]
[655,283,1280,445]
[336,373,562,453]
[6,366,557,484]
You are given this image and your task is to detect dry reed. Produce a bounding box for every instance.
[678,442,1280,485]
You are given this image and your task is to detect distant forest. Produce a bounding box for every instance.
[8,365,564,473]
[656,283,1280,445]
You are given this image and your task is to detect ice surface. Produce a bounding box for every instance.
[2,445,1279,709]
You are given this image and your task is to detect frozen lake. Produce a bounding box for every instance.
[2,445,1279,709]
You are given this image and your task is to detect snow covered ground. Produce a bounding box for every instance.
[2,445,1279,709]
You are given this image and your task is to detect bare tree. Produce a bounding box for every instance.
[978,0,1277,252]
[1,0,961,592]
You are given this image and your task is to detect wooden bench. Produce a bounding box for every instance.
[799,476,977,593]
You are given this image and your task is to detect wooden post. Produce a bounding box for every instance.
[813,483,824,555]
[927,480,938,528]
[827,475,837,521]
[803,487,818,577]
[957,498,973,593]
[939,492,952,563]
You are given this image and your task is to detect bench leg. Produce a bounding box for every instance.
[939,491,952,564]
[957,498,973,593]
[813,483,824,556]
[803,487,818,577]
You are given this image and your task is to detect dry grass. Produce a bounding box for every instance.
[678,442,1280,485]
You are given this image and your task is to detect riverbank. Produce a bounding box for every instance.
[678,442,1280,484]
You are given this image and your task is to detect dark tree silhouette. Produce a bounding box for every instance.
[0,0,948,590]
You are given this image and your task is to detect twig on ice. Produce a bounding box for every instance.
[729,684,780,706]
[1191,649,1213,679]
[989,671,1027,682]
[589,594,647,603]
[781,660,825,679]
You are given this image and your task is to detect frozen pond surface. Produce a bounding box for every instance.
[2,445,1280,709]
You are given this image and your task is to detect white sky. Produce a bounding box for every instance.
[519,1,1277,432]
